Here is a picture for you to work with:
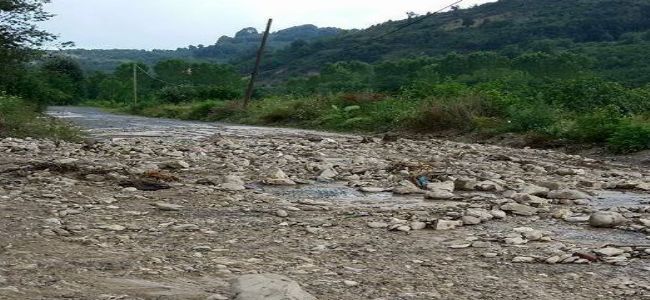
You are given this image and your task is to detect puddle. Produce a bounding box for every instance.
[255,183,466,209]
[485,219,648,246]
[591,191,650,209]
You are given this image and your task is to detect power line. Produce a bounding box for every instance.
[135,65,186,87]
[375,0,464,40]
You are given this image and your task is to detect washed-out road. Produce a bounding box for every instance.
[0,106,649,299]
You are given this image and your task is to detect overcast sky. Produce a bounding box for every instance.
[41,0,495,50]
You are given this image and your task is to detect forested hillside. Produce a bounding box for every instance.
[62,25,343,72]
[252,0,650,85]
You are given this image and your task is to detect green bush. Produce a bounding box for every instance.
[565,106,622,143]
[506,100,558,133]
[544,78,649,113]
[244,97,331,125]
[0,93,82,141]
[158,85,240,103]
[405,95,491,132]
[607,119,650,153]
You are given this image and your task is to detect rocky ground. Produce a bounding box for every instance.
[1,107,649,299]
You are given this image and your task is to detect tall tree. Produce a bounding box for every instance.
[0,0,58,93]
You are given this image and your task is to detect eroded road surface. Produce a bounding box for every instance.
[0,106,649,299]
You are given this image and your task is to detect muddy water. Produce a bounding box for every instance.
[592,191,650,209]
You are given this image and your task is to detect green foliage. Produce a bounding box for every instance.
[0,93,81,141]
[406,95,494,132]
[565,106,623,143]
[543,78,647,113]
[157,85,240,103]
[607,118,650,153]
[505,101,558,133]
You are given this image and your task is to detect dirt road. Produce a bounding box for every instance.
[1,107,649,299]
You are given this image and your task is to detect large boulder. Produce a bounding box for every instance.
[232,274,317,300]
[589,211,627,228]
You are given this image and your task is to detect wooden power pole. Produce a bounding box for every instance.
[132,63,138,105]
[243,18,273,108]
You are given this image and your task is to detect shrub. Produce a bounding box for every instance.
[544,78,649,114]
[406,95,491,132]
[506,101,558,132]
[607,119,650,153]
[0,93,81,141]
[340,92,386,105]
[158,85,240,103]
[565,105,622,143]
[207,101,245,121]
[247,97,330,125]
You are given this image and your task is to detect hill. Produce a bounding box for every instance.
[251,0,650,85]
[61,24,343,73]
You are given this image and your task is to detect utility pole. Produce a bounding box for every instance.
[243,18,273,108]
[132,63,138,105]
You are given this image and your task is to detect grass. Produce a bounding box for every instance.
[0,93,82,141]
[86,89,650,153]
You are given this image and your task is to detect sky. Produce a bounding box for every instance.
[41,0,496,50]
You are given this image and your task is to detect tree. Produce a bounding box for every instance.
[0,0,58,94]
[39,55,86,104]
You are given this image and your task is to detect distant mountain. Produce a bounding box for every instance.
[61,24,344,73]
[188,24,343,60]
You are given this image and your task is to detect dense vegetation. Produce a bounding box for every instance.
[90,50,648,153]
[0,0,80,140]
[253,0,650,84]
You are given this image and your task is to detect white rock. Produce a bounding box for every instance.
[589,211,627,228]
[317,168,338,182]
[504,237,527,245]
[343,280,359,287]
[500,203,538,216]
[523,230,544,241]
[513,256,535,263]
[461,215,482,225]
[231,274,317,300]
[367,222,389,229]
[434,220,462,230]
[220,182,246,191]
[466,208,494,221]
[44,218,62,226]
[520,184,549,196]
[410,221,427,230]
[424,190,455,200]
[426,181,455,192]
[490,209,507,219]
[545,256,561,264]
[594,247,625,257]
